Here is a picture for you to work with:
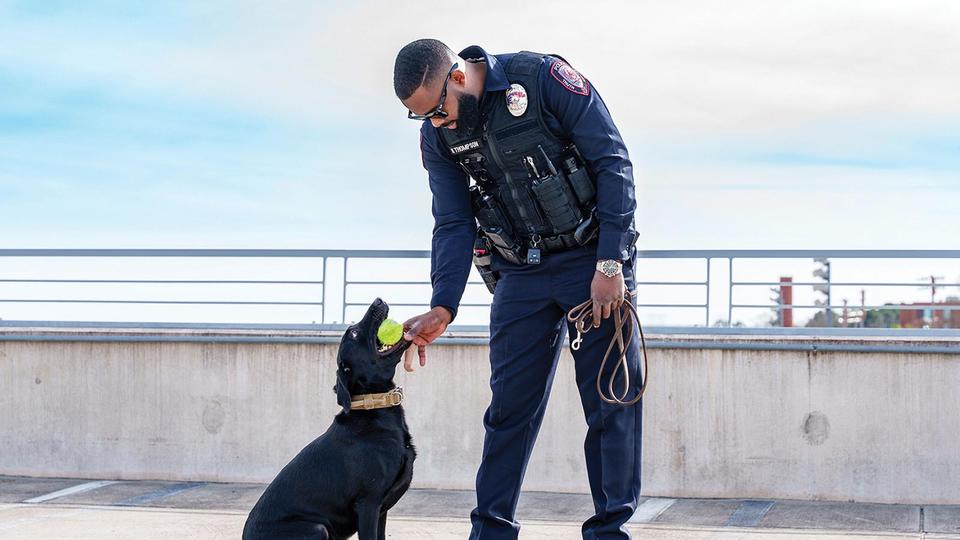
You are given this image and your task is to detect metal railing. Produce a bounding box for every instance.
[1,249,959,334]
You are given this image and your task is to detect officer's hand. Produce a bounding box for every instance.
[591,270,625,327]
[402,307,452,372]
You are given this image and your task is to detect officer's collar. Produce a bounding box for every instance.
[458,45,511,93]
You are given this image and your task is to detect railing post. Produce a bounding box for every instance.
[321,257,327,324]
[705,257,711,327]
[342,257,349,324]
[727,257,734,326]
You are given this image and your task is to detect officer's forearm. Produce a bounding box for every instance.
[428,220,474,322]
[597,220,637,261]
[594,155,637,261]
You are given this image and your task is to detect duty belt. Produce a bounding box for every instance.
[525,230,584,254]
[490,230,594,266]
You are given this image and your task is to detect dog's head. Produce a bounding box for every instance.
[334,298,412,412]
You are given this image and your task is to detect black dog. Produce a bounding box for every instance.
[243,298,416,540]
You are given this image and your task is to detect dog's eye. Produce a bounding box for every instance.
[343,367,351,373]
[350,329,359,339]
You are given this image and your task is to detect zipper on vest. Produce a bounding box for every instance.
[483,120,536,237]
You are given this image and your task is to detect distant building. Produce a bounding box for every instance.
[898,297,960,328]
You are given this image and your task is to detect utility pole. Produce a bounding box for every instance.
[915,275,945,327]
[918,275,945,305]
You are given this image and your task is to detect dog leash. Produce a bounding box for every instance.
[566,290,649,406]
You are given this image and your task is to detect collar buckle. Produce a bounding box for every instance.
[387,386,404,406]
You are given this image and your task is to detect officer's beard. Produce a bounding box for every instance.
[453,93,481,138]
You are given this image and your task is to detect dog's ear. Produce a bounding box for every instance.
[335,369,352,413]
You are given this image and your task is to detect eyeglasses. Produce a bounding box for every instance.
[407,63,458,121]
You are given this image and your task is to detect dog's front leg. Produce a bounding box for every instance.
[378,510,387,540]
[354,500,382,540]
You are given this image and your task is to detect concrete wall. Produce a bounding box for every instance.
[1,330,958,504]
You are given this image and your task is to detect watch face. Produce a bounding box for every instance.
[600,260,620,276]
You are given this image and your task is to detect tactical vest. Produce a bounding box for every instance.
[438,51,598,263]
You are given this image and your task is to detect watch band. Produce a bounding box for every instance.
[596,259,623,278]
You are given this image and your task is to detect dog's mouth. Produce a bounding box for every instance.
[369,300,410,358]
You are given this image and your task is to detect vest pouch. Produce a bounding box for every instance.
[562,155,596,205]
[470,186,521,254]
[530,172,583,234]
[574,208,599,245]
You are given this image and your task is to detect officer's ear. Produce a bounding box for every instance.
[450,68,466,86]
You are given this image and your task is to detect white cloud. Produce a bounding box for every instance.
[6,0,958,132]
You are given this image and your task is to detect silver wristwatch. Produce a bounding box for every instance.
[596,259,623,278]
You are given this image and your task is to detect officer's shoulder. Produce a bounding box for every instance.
[418,122,461,166]
[494,51,518,64]
[520,52,570,70]
[419,121,439,145]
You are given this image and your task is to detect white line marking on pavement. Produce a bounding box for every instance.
[22,480,119,503]
[725,500,775,527]
[629,497,677,523]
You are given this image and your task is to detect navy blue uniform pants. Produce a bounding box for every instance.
[469,243,643,540]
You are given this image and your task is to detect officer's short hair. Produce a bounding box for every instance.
[393,39,455,100]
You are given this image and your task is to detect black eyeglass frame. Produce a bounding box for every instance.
[407,63,459,121]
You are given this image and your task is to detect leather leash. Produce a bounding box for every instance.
[566,290,648,406]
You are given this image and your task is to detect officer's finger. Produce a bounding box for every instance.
[418,345,427,367]
[403,319,422,342]
[411,335,429,347]
[403,345,416,372]
[601,302,612,320]
[592,300,602,328]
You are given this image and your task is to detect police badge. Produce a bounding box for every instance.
[506,83,528,117]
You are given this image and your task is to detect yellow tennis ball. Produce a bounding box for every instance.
[377,319,404,346]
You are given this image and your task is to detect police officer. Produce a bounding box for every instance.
[393,39,642,540]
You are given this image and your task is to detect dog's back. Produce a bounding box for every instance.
[243,407,415,540]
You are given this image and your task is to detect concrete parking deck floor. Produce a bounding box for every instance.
[1,476,958,539]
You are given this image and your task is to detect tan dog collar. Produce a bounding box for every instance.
[350,386,404,410]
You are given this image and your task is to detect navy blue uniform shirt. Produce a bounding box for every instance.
[420,45,637,320]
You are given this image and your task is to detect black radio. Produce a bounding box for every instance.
[472,232,499,294]
[527,145,583,235]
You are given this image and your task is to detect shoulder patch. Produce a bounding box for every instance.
[550,60,590,96]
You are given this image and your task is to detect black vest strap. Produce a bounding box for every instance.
[505,51,543,76]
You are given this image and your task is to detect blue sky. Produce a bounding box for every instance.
[1,0,958,325]
[1,0,958,252]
